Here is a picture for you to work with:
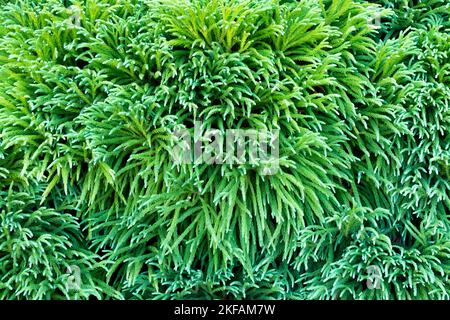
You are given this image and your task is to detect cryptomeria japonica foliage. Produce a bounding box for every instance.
[0,0,449,299]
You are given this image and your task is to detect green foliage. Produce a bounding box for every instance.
[0,0,449,300]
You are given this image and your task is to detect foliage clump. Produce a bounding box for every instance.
[0,0,449,299]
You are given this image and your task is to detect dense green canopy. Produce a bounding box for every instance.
[0,0,449,299]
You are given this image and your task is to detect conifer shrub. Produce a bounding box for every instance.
[0,0,449,299]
